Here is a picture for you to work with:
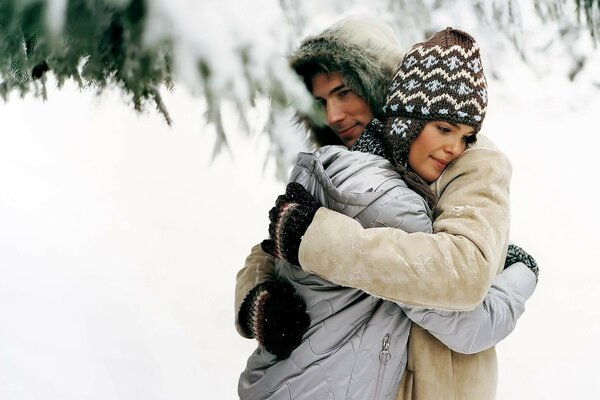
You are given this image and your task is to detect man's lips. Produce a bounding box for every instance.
[337,123,359,136]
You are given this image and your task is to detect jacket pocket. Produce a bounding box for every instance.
[374,333,392,400]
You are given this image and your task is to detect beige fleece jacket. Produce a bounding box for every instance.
[298,135,511,311]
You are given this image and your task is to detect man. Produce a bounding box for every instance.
[236,19,537,400]
[235,16,404,346]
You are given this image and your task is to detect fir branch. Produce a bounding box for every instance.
[0,0,173,122]
[575,0,600,43]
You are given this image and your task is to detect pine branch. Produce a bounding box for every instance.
[0,0,598,173]
[575,0,600,43]
[0,0,173,122]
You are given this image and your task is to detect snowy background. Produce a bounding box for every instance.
[1,1,600,399]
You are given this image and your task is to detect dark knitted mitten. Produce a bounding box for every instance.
[261,182,321,266]
[504,243,539,282]
[238,280,310,359]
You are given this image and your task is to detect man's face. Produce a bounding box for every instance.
[310,72,373,148]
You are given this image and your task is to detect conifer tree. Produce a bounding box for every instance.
[1,0,597,168]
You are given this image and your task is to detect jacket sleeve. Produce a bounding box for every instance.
[298,138,512,311]
[370,185,433,234]
[401,262,536,354]
[234,243,276,337]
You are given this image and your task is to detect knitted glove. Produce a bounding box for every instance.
[238,280,310,359]
[261,182,321,266]
[504,243,539,282]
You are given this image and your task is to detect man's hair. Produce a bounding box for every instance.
[295,63,324,94]
[288,18,404,148]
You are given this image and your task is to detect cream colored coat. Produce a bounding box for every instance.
[235,135,512,399]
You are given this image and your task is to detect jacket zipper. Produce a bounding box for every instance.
[374,333,392,400]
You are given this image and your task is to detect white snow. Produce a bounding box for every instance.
[2,1,600,399]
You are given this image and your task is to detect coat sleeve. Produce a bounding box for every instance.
[401,262,536,354]
[234,243,276,337]
[369,185,433,234]
[298,139,512,311]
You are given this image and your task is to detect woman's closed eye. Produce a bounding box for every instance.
[436,125,452,134]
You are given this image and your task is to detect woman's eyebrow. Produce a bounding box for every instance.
[448,121,475,135]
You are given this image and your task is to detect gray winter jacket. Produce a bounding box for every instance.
[238,146,536,400]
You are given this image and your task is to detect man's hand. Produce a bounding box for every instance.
[261,182,321,266]
[238,280,310,359]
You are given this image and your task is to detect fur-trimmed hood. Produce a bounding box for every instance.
[289,18,404,148]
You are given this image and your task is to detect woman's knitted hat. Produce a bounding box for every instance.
[382,28,487,167]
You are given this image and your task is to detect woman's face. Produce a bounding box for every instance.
[408,121,475,183]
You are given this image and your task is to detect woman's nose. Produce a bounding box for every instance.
[445,136,463,156]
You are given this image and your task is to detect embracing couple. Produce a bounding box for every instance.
[235,17,538,400]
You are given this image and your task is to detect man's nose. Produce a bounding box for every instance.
[326,101,345,126]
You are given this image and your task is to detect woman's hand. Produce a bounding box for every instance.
[261,182,321,266]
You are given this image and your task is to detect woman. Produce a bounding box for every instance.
[238,28,537,400]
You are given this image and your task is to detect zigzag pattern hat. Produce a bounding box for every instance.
[382,28,487,167]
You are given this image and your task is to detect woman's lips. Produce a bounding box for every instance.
[430,156,449,169]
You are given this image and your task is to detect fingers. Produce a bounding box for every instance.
[284,182,320,208]
[266,183,319,264]
[267,206,278,239]
[262,308,309,359]
[261,239,275,256]
[258,280,310,359]
[274,193,289,210]
[285,182,305,197]
[263,330,303,359]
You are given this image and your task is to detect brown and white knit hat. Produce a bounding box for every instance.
[382,28,487,167]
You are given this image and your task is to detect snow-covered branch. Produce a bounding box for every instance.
[0,0,598,173]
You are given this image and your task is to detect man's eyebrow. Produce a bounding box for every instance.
[314,84,349,100]
[329,84,348,95]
